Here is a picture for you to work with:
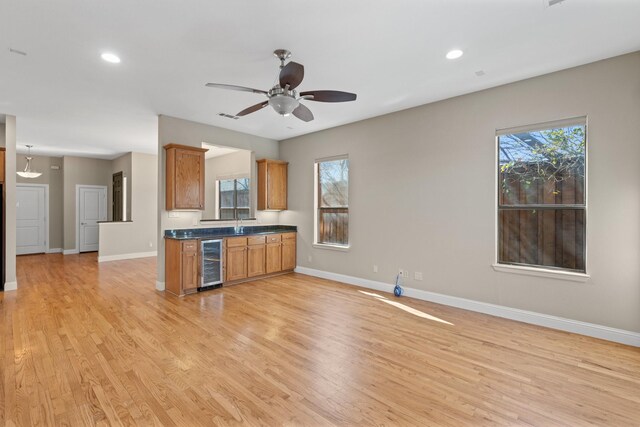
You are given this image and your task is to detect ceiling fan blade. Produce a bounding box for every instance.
[279,62,304,89]
[299,90,357,102]
[292,103,314,122]
[206,83,268,96]
[237,101,269,117]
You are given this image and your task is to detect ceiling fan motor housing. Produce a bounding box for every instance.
[268,86,299,116]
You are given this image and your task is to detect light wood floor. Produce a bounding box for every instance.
[1,254,639,426]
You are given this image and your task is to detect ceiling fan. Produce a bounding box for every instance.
[206,49,357,122]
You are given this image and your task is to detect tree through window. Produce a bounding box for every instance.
[316,157,349,246]
[498,119,586,272]
[219,178,250,220]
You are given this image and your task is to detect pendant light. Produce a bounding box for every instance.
[17,145,43,179]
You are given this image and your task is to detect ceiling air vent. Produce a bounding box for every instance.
[217,113,239,120]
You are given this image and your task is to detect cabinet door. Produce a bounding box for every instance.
[174,149,204,209]
[226,246,247,281]
[0,149,5,183]
[247,244,266,277]
[281,239,296,271]
[266,243,282,274]
[267,162,288,210]
[182,251,199,293]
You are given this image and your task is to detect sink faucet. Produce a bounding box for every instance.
[235,217,244,233]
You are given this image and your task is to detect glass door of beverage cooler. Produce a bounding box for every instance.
[200,239,223,288]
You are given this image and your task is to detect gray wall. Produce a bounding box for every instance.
[0,123,5,147]
[156,115,280,285]
[279,52,640,333]
[109,152,133,221]
[99,153,158,257]
[62,156,112,250]
[204,150,252,218]
[16,155,64,250]
[4,116,17,287]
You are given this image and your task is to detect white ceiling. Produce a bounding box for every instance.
[1,0,639,159]
[202,143,240,160]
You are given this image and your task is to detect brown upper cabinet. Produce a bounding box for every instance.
[257,159,288,211]
[165,144,208,210]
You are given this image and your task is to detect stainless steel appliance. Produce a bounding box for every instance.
[200,239,223,290]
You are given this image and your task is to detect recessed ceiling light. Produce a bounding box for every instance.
[446,49,464,60]
[101,52,121,64]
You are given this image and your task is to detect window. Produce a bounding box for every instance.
[218,177,250,220]
[497,118,586,273]
[315,156,349,246]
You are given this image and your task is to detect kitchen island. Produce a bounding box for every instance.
[164,225,297,296]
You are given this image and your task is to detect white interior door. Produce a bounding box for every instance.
[16,185,47,255]
[79,186,107,252]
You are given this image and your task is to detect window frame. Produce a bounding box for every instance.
[217,177,250,220]
[314,155,350,250]
[494,117,590,280]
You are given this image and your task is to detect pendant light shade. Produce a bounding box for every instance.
[17,145,43,179]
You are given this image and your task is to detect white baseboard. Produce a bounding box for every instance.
[294,266,640,347]
[46,248,62,254]
[63,249,79,255]
[98,251,157,263]
[4,281,18,291]
[156,281,165,291]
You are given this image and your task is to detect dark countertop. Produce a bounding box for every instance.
[164,225,297,240]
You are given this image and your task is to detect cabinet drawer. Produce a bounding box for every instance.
[282,232,296,241]
[266,234,281,243]
[182,240,198,252]
[226,237,248,247]
[248,236,266,245]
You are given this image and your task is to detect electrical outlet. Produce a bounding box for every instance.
[308,255,312,263]
[414,271,423,281]
[168,211,180,218]
[373,265,378,273]
[399,269,408,278]
[149,241,153,248]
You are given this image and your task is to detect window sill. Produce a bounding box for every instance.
[313,243,350,252]
[492,264,590,282]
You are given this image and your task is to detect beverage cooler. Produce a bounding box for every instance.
[199,239,223,290]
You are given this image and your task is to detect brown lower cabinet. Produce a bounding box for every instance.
[165,239,199,296]
[247,236,267,277]
[225,232,296,283]
[165,232,297,296]
[282,233,297,270]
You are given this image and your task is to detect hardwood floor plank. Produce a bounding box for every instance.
[2,253,639,426]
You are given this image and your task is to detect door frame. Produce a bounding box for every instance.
[16,183,49,254]
[75,185,107,253]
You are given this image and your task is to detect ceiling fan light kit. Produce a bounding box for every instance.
[206,49,357,122]
[17,145,43,179]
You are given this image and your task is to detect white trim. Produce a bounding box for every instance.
[76,185,108,253]
[46,248,62,254]
[496,115,587,136]
[98,251,157,263]
[4,281,18,291]
[492,263,589,282]
[312,243,351,252]
[294,266,640,347]
[63,249,79,255]
[16,183,49,254]
[156,281,165,291]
